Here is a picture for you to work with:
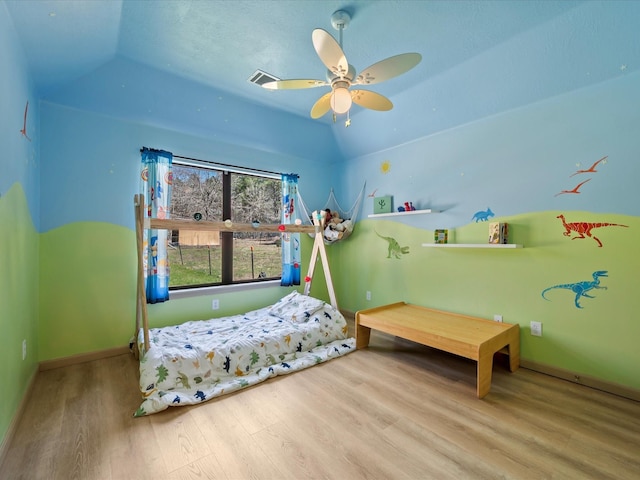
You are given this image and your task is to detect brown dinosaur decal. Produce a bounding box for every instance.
[556,214,628,247]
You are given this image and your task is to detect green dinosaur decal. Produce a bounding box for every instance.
[375,230,410,259]
[156,364,169,383]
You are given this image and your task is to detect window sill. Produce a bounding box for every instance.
[169,279,282,300]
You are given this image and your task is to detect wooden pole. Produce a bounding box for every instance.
[149,217,316,233]
[305,211,338,309]
[134,194,150,354]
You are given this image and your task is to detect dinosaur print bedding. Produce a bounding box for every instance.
[135,291,355,416]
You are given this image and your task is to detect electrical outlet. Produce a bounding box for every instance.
[366,291,371,301]
[493,314,503,322]
[22,340,27,360]
[212,299,220,310]
[530,321,542,337]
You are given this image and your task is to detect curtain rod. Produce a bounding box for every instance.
[140,147,296,178]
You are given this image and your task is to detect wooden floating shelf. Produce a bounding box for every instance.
[422,243,524,249]
[368,209,438,218]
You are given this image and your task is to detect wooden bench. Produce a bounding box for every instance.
[355,302,520,398]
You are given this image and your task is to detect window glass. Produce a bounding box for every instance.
[169,162,281,288]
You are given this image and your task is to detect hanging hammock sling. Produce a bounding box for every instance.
[297,183,366,244]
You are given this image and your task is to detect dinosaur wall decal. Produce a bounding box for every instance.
[375,230,409,259]
[554,178,591,197]
[556,214,628,247]
[471,207,494,222]
[541,270,608,309]
[20,100,31,141]
[570,156,607,177]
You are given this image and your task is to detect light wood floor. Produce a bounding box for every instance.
[1,329,639,480]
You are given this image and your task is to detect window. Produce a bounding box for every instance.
[169,161,282,289]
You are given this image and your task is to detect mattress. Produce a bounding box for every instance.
[136,291,355,416]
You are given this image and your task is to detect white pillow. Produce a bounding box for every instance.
[269,291,325,322]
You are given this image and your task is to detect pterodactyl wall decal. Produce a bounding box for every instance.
[569,156,607,177]
[20,100,31,141]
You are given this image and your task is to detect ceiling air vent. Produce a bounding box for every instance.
[248,70,280,86]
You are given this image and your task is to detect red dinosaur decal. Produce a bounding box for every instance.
[569,156,607,177]
[556,214,628,247]
[554,178,591,197]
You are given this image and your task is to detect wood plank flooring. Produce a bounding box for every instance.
[1,329,639,480]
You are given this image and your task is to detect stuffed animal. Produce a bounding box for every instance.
[324,225,343,240]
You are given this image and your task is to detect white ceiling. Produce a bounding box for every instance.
[4,0,639,157]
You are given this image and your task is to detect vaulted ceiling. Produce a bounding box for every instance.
[5,0,638,158]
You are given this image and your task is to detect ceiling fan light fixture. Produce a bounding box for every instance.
[264,11,420,121]
[330,86,352,114]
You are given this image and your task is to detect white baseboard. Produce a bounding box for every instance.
[520,359,640,402]
[39,345,131,371]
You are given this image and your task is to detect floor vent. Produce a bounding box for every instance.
[248,70,280,86]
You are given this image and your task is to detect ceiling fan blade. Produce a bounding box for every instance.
[353,53,422,86]
[262,79,328,90]
[310,92,332,119]
[312,29,349,78]
[351,90,393,111]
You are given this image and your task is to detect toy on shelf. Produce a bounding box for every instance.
[489,222,508,244]
[434,229,449,244]
[398,201,417,212]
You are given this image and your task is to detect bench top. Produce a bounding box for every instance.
[356,302,519,359]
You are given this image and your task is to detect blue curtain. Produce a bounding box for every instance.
[281,174,301,286]
[140,148,172,303]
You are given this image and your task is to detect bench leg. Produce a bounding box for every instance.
[356,323,371,349]
[477,354,493,398]
[508,340,520,372]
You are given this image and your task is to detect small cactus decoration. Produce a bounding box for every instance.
[373,195,392,214]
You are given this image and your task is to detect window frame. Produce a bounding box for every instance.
[169,158,283,293]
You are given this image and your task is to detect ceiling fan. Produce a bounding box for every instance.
[262,10,421,124]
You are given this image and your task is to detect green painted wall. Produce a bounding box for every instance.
[38,222,137,359]
[38,223,326,358]
[0,185,39,446]
[333,213,639,389]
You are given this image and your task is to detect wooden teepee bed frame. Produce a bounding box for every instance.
[133,194,337,358]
